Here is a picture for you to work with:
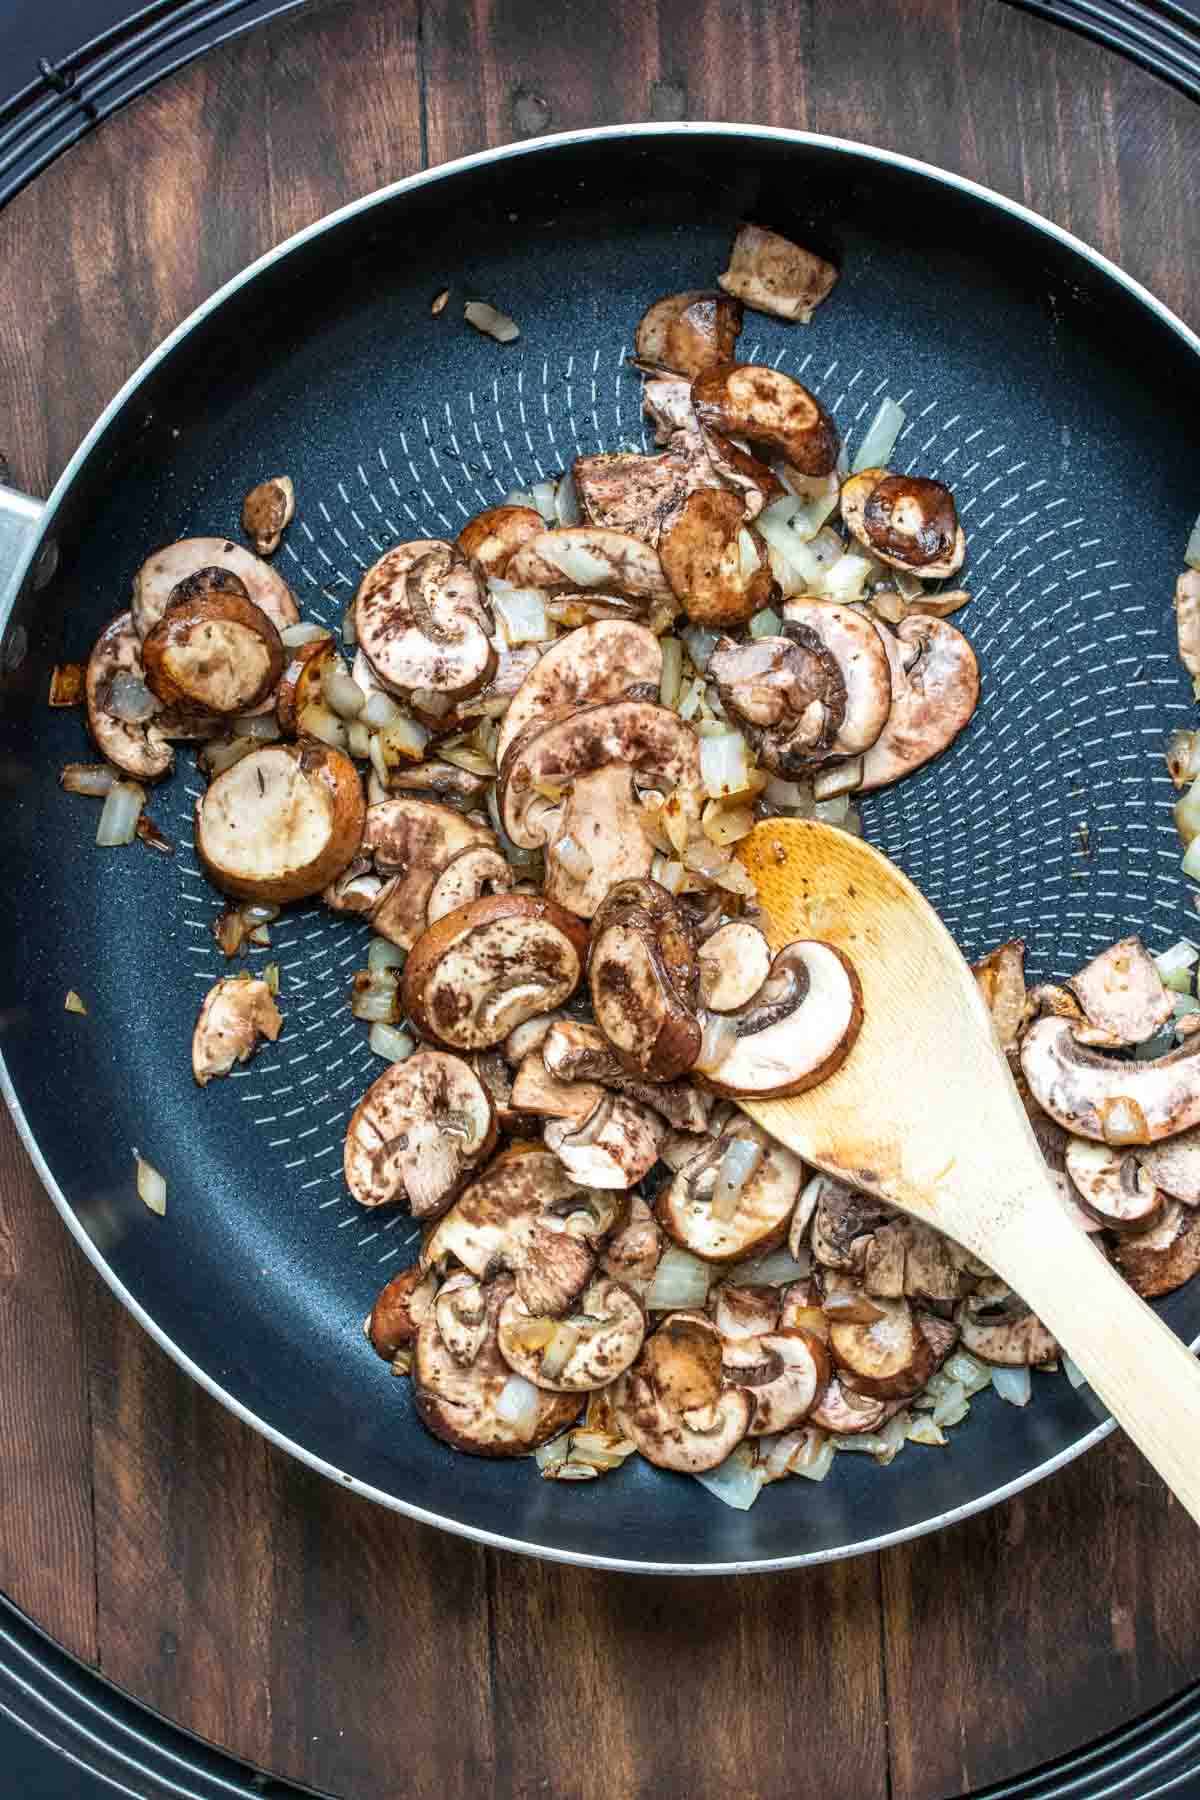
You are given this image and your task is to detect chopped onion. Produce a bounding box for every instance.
[360,693,400,734]
[851,396,906,473]
[247,924,271,947]
[659,637,683,709]
[495,1372,540,1431]
[368,1022,415,1062]
[539,538,611,587]
[201,736,256,778]
[323,662,365,720]
[1063,1354,1088,1390]
[1167,730,1200,789]
[1181,835,1200,881]
[992,1365,1032,1407]
[943,1350,994,1396]
[737,529,762,578]
[681,625,719,672]
[1176,778,1200,848]
[644,1244,712,1311]
[368,936,407,974]
[348,721,371,760]
[1154,940,1198,990]
[694,1010,738,1074]
[655,857,687,895]
[232,713,282,741]
[64,989,87,1015]
[757,492,832,558]
[135,1154,166,1217]
[870,588,907,626]
[440,744,495,777]
[263,963,280,995]
[906,1416,947,1447]
[280,621,333,648]
[492,586,550,647]
[96,780,146,847]
[552,833,593,882]
[702,799,755,847]
[465,300,520,343]
[526,479,558,523]
[377,716,430,766]
[342,606,357,646]
[504,487,537,509]
[821,553,873,603]
[931,1380,970,1428]
[535,1436,571,1474]
[813,758,863,801]
[842,805,863,838]
[711,1136,764,1222]
[351,972,402,1023]
[539,1322,581,1382]
[793,1432,836,1482]
[61,763,114,797]
[554,472,582,528]
[814,793,850,825]
[700,730,753,799]
[765,773,816,815]
[749,607,782,639]
[712,859,758,898]
[727,1247,812,1287]
[677,676,706,721]
[693,1444,764,1511]
[1187,509,1200,570]
[299,701,350,751]
[109,671,158,724]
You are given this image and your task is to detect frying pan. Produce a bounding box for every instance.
[3,123,1200,1575]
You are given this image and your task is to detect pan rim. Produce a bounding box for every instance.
[3,120,1197,1574]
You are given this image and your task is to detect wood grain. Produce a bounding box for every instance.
[1,0,1200,1795]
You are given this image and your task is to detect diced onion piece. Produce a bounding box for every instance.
[694,1444,765,1511]
[504,487,537,509]
[813,758,863,801]
[351,973,401,1023]
[495,1373,540,1431]
[702,799,755,846]
[711,1136,765,1222]
[814,794,849,825]
[96,780,146,847]
[263,963,280,995]
[299,701,350,751]
[552,833,593,882]
[539,1322,581,1382]
[510,1318,558,1351]
[539,538,612,588]
[108,671,158,723]
[659,637,683,709]
[943,1350,994,1396]
[694,1010,738,1074]
[465,300,520,343]
[727,1247,812,1287]
[440,744,495,776]
[821,553,873,603]
[348,721,371,760]
[232,713,282,741]
[1063,1354,1088,1390]
[413,688,455,720]
[700,730,753,799]
[368,1022,415,1063]
[323,662,365,720]
[681,626,719,672]
[280,621,333,648]
[764,773,816,814]
[368,937,407,975]
[1154,940,1198,989]
[1176,777,1200,848]
[992,1365,1032,1407]
[534,1435,571,1473]
[378,716,430,766]
[931,1379,970,1427]
[64,989,87,1015]
[554,472,582,528]
[794,1432,835,1482]
[655,857,687,895]
[677,676,706,722]
[737,529,761,579]
[1187,510,1200,570]
[842,805,863,838]
[906,1416,947,1447]
[247,924,271,946]
[202,737,257,778]
[871,588,907,625]
[342,606,357,646]
[749,607,782,639]
[527,480,558,524]
[61,763,115,797]
[645,1245,712,1311]
[851,397,906,473]
[492,586,550,647]
[135,1154,166,1217]
[362,691,402,730]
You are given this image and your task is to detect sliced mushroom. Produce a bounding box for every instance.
[373,758,491,810]
[86,613,177,781]
[541,1019,711,1133]
[191,976,282,1085]
[811,1177,893,1272]
[721,1329,830,1435]
[840,468,965,578]
[698,940,864,1100]
[972,939,1027,1053]
[659,1121,804,1263]
[456,504,546,580]
[506,527,674,604]
[1067,936,1173,1046]
[634,290,744,378]
[542,763,657,917]
[510,1055,607,1129]
[1065,1136,1163,1231]
[955,1290,1057,1365]
[497,1277,646,1390]
[503,1011,568,1067]
[544,1092,667,1190]
[642,377,697,444]
[697,920,773,1013]
[1113,1200,1200,1298]
[708,630,846,774]
[434,1270,490,1365]
[808,1372,894,1435]
[613,1313,752,1472]
[275,635,340,735]
[600,1195,665,1292]
[427,843,514,922]
[421,1144,601,1315]
[366,1263,438,1360]
[695,429,784,521]
[413,1276,580,1457]
[141,569,285,717]
[402,893,588,1051]
[355,540,495,701]
[1020,1015,1200,1145]
[132,537,299,640]
[857,615,980,792]
[587,878,703,1080]
[471,1048,540,1138]
[494,619,662,769]
[343,1049,497,1215]
[710,1283,781,1340]
[323,798,497,949]
[830,1299,957,1400]
[241,477,295,557]
[779,600,892,757]
[718,223,839,324]
[1136,1127,1200,1206]
[692,364,840,478]
[659,490,778,628]
[1176,569,1200,682]
[572,447,716,548]
[195,740,365,903]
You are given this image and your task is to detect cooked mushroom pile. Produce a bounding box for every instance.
[54,226,1200,1507]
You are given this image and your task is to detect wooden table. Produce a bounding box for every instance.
[2,1,1200,1794]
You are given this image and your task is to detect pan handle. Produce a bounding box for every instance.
[0,482,47,620]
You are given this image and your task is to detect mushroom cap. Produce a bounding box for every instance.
[191,976,282,1085]
[811,1177,893,1273]
[972,939,1027,1053]
[541,1019,711,1132]
[86,611,176,781]
[195,739,366,903]
[699,940,864,1100]
[698,920,773,1013]
[808,1372,894,1435]
[830,1298,957,1399]
[413,1276,580,1458]
[402,892,588,1051]
[343,1048,497,1215]
[718,224,839,324]
[600,1194,665,1291]
[455,505,545,580]
[634,290,744,379]
[433,1270,491,1366]
[779,599,892,757]
[1113,1200,1200,1299]
[427,843,514,924]
[1020,1014,1200,1146]
[132,537,299,640]
[572,447,716,548]
[354,540,495,699]
[722,1328,830,1435]
[499,698,700,851]
[692,363,840,477]
[658,1123,804,1263]
[241,476,295,557]
[709,1282,781,1340]
[542,764,657,918]
[955,1294,1057,1366]
[142,570,285,717]
[695,428,784,521]
[495,619,662,769]
[506,527,673,602]
[543,1091,666,1189]
[371,757,491,810]
[367,1262,438,1359]
[841,468,965,577]
[642,376,696,443]
[587,877,703,1081]
[659,490,778,628]
[613,1313,752,1472]
[857,614,979,792]
[497,1277,647,1391]
[1064,1136,1163,1231]
[276,635,340,736]
[708,630,846,774]
[324,797,498,950]
[1136,1127,1200,1206]
[1067,936,1173,1046]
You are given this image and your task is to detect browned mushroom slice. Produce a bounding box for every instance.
[718,224,839,324]
[1020,1015,1200,1145]
[698,940,863,1100]
[955,1289,1057,1365]
[366,1263,438,1360]
[426,843,514,922]
[241,477,295,557]
[344,1049,497,1215]
[471,1049,540,1138]
[506,527,673,604]
[841,468,965,578]
[142,569,285,717]
[695,429,785,520]
[857,615,980,792]
[422,1144,601,1316]
[808,1372,893,1435]
[1176,569,1200,682]
[1137,1127,1200,1206]
[375,758,491,810]
[403,893,588,1051]
[433,1271,490,1366]
[972,939,1027,1052]
[613,1312,752,1472]
[509,1055,607,1130]
[355,540,495,702]
[86,612,178,781]
[811,1178,893,1273]
[413,1276,580,1458]
[708,631,846,774]
[692,364,840,478]
[643,377,697,444]
[323,798,497,949]
[503,1011,569,1067]
[601,1195,665,1292]
[541,1019,711,1132]
[1113,1200,1200,1298]
[1064,1136,1163,1231]
[494,620,661,769]
[634,290,744,378]
[572,447,717,548]
[659,1123,804,1264]
[830,1298,957,1400]
[1066,937,1173,1046]
[455,504,545,580]
[543,764,659,918]
[275,634,339,735]
[722,1329,830,1434]
[132,537,300,640]
[780,599,892,757]
[659,489,778,629]
[697,920,773,1014]
[709,1282,782,1340]
[191,976,282,1085]
[497,1277,646,1391]
[544,1092,666,1190]
[587,878,703,1080]
[196,740,365,903]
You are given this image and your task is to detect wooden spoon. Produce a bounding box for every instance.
[737,817,1200,1523]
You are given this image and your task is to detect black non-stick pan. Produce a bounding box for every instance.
[3,124,1200,1574]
